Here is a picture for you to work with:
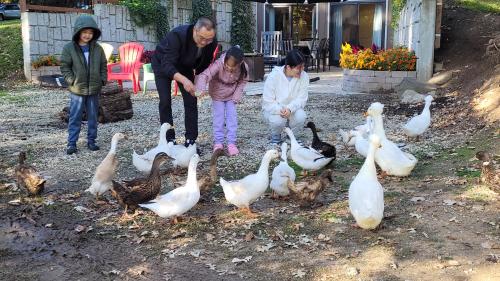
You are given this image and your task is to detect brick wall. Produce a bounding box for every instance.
[342,69,417,93]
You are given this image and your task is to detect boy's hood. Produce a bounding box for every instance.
[72,15,101,43]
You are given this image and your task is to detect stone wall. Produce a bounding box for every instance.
[342,69,417,93]
[393,0,436,82]
[22,4,157,81]
[169,0,233,50]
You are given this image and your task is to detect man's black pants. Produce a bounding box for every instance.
[154,74,198,142]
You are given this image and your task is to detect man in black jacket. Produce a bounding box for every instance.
[151,17,218,147]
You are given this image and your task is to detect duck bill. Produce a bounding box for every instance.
[363,112,368,117]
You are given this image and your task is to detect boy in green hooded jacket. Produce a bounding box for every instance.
[60,15,107,155]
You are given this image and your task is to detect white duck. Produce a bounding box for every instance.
[220,149,279,215]
[167,142,197,168]
[355,116,374,137]
[349,134,384,230]
[403,95,434,141]
[338,129,356,147]
[270,142,296,198]
[367,102,417,177]
[86,133,127,199]
[139,154,200,224]
[284,127,334,172]
[352,130,369,158]
[132,123,172,173]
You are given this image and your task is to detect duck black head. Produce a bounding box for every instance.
[152,152,172,167]
[18,151,27,165]
[305,121,316,129]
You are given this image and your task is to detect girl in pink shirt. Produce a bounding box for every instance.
[195,46,248,156]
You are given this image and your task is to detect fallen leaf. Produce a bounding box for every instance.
[231,256,252,264]
[45,223,53,228]
[285,242,299,248]
[206,233,215,241]
[449,216,459,223]
[407,228,417,233]
[443,199,457,206]
[74,206,92,213]
[486,254,499,263]
[448,260,460,266]
[256,243,275,252]
[410,213,422,219]
[390,262,398,269]
[410,197,425,202]
[135,237,145,244]
[190,250,202,258]
[317,234,331,241]
[140,231,149,236]
[244,231,255,241]
[345,267,359,276]
[292,269,307,278]
[74,225,86,233]
[8,199,22,206]
[293,222,304,231]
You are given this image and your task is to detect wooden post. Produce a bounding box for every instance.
[20,0,26,12]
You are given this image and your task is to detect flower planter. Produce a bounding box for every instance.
[342,69,417,93]
[31,66,61,83]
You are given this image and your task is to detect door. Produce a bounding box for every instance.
[329,2,385,64]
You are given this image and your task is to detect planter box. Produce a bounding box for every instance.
[244,53,264,82]
[31,66,61,83]
[342,69,417,93]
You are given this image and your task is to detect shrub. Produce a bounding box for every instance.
[340,43,417,71]
[31,55,61,69]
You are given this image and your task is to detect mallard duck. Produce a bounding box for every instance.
[305,121,336,159]
[198,148,226,193]
[284,127,334,172]
[132,123,172,174]
[270,142,296,198]
[288,169,333,206]
[86,133,127,199]
[476,151,499,191]
[15,152,46,195]
[167,142,197,168]
[367,102,417,177]
[403,95,433,141]
[111,152,172,216]
[349,134,384,230]
[220,149,279,215]
[139,154,201,224]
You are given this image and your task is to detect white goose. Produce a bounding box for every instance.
[86,133,127,199]
[355,116,374,137]
[368,102,417,177]
[338,129,356,147]
[349,134,384,230]
[132,123,172,173]
[352,130,369,158]
[284,127,333,171]
[220,149,279,215]
[403,95,434,140]
[270,142,296,198]
[139,154,200,224]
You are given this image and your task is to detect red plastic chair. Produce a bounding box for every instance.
[107,42,144,94]
[172,44,221,97]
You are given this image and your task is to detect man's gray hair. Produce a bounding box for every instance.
[194,17,215,31]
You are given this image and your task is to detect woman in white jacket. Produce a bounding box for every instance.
[262,50,309,145]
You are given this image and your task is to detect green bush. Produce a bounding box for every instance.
[0,20,23,81]
[191,0,213,23]
[119,0,169,41]
[231,0,255,52]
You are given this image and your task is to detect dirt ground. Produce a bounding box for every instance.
[1,2,499,281]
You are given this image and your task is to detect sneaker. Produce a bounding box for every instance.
[213,143,223,152]
[227,144,239,156]
[67,146,77,155]
[87,143,100,151]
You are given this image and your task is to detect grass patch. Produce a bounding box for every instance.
[320,211,344,223]
[335,156,364,170]
[0,19,23,81]
[334,175,349,191]
[455,167,481,178]
[456,0,500,13]
[0,90,28,104]
[461,184,498,202]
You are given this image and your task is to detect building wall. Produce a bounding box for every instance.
[393,0,436,81]
[22,4,157,80]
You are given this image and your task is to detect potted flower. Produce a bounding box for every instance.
[340,43,417,93]
[30,55,62,82]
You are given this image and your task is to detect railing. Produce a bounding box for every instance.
[19,0,120,13]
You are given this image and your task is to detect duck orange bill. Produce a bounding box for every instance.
[363,112,368,117]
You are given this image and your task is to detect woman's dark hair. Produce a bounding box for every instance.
[279,49,305,67]
[224,46,247,81]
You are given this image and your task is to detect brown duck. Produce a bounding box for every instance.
[288,169,333,206]
[198,148,226,193]
[15,152,46,195]
[111,152,172,215]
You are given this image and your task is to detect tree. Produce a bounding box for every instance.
[230,0,255,52]
[191,0,213,23]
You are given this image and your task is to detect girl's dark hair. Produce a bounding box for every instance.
[279,49,305,67]
[224,46,247,81]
